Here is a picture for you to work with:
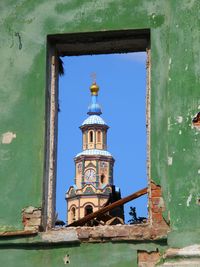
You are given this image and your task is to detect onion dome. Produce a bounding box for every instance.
[87,82,102,115]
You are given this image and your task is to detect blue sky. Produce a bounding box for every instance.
[56,52,147,223]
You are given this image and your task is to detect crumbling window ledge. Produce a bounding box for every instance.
[56,223,169,243]
[0,223,169,245]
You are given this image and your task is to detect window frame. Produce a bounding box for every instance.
[43,29,150,230]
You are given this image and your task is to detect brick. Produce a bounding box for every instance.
[151,189,162,197]
[152,206,162,213]
[77,230,90,239]
[150,181,160,190]
[152,213,163,222]
[138,251,160,267]
[22,206,42,231]
[152,197,161,205]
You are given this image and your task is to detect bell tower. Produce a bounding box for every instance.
[66,81,121,225]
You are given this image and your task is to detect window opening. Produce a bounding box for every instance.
[100,174,105,184]
[85,205,93,216]
[71,207,76,222]
[56,52,148,226]
[45,30,150,229]
[89,131,93,143]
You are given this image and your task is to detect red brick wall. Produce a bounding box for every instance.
[150,181,166,225]
[138,250,160,267]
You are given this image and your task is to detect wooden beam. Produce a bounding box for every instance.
[67,187,148,227]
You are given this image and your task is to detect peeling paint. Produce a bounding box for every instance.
[186,194,192,207]
[1,132,16,144]
[41,229,78,243]
[168,58,172,70]
[22,206,42,231]
[168,157,173,166]
[178,244,200,256]
[192,112,200,131]
[176,116,183,123]
[167,117,171,130]
[166,244,200,257]
[193,125,200,132]
[15,32,22,50]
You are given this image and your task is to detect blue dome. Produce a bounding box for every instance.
[75,149,112,158]
[82,115,106,126]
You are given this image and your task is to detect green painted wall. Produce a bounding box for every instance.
[0,0,200,264]
[0,242,166,267]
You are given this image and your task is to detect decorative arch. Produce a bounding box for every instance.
[70,206,76,222]
[84,204,93,216]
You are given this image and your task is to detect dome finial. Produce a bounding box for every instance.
[87,73,102,115]
[90,72,99,96]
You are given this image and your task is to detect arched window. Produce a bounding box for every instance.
[85,205,93,216]
[89,131,93,142]
[100,174,105,184]
[71,207,76,222]
[97,130,101,143]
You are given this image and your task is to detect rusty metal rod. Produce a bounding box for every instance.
[67,187,148,227]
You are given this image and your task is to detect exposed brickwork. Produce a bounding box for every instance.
[22,206,42,231]
[20,182,169,242]
[138,250,160,267]
[75,223,168,242]
[150,181,166,225]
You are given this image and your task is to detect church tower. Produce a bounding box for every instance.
[66,82,121,225]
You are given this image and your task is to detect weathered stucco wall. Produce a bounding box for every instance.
[0,242,167,267]
[0,0,200,266]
